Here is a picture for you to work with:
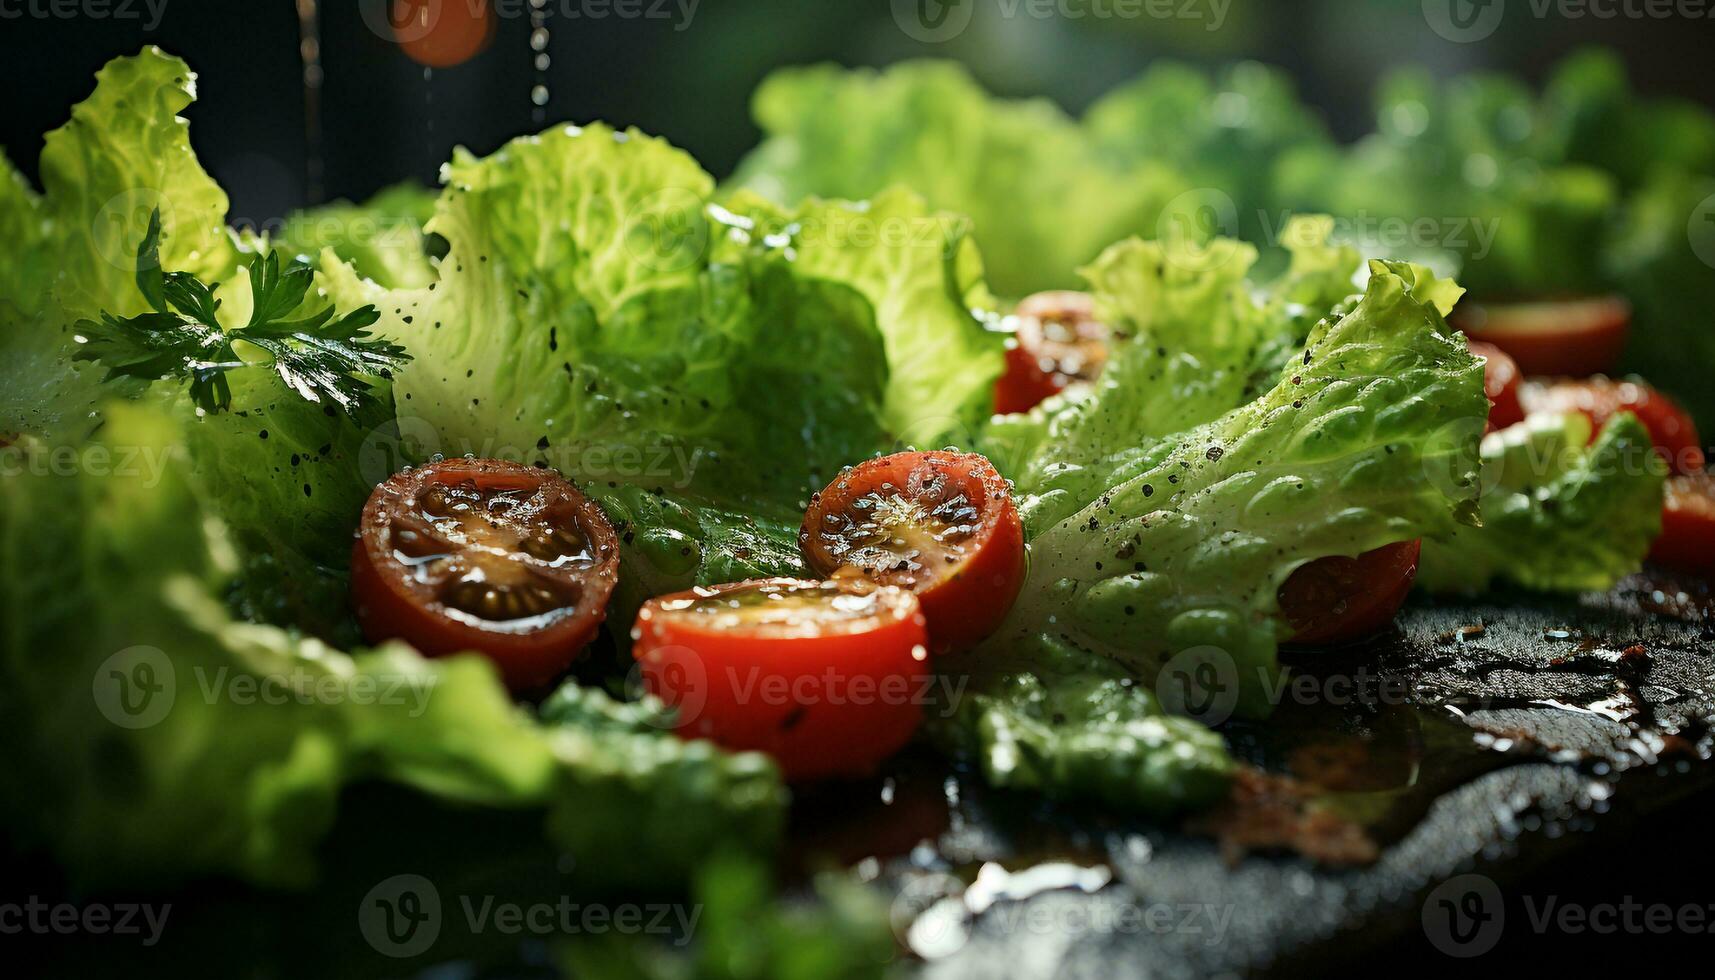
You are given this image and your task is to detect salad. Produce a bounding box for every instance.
[0,46,1707,965]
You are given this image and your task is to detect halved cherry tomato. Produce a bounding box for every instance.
[993,291,1111,414]
[1454,294,1630,377]
[1650,473,1715,574]
[632,578,929,780]
[1278,540,1422,647]
[800,451,1025,652]
[1467,339,1524,432]
[351,458,620,691]
[1519,377,1705,475]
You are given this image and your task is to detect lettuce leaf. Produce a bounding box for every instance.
[273,182,438,290]
[729,60,1186,299]
[997,259,1487,717]
[1417,411,1665,594]
[1084,61,1332,247]
[322,123,999,509]
[0,402,785,889]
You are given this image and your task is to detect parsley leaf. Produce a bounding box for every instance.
[73,209,408,415]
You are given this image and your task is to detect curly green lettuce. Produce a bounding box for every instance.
[1418,411,1665,593]
[996,259,1488,718]
[729,60,1186,299]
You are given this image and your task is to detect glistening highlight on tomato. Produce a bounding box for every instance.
[800,451,1025,652]
[1453,294,1630,377]
[350,457,620,691]
[1650,473,1715,575]
[631,578,929,780]
[1278,540,1422,647]
[994,291,1111,414]
[1520,376,1705,475]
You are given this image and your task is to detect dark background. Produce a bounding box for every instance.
[2,0,1713,225]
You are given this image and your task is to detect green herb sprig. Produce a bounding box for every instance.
[74,209,409,415]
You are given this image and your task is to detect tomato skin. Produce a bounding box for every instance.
[994,342,1066,415]
[1520,377,1705,475]
[1454,295,1630,377]
[350,459,620,692]
[1650,473,1715,574]
[800,451,1026,653]
[1467,340,1525,432]
[392,0,496,68]
[993,291,1110,415]
[632,579,929,781]
[1278,540,1422,646]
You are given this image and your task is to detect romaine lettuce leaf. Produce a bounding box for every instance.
[729,60,1186,299]
[1417,411,1665,594]
[321,123,998,509]
[997,260,1487,717]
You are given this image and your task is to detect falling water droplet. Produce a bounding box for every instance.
[296,0,325,203]
[528,0,551,124]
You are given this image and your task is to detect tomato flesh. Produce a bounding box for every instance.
[1279,540,1422,646]
[1467,339,1525,432]
[801,451,1025,652]
[351,458,620,691]
[632,578,929,780]
[1520,377,1705,475]
[1454,294,1629,377]
[993,291,1110,414]
[1650,473,1715,574]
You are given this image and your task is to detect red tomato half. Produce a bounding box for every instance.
[392,0,496,69]
[1467,339,1525,432]
[800,451,1025,652]
[632,578,929,780]
[1278,541,1422,647]
[1520,377,1705,475]
[1454,295,1630,377]
[351,458,620,691]
[1650,473,1715,575]
[994,291,1111,414]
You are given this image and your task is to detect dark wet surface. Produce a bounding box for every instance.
[802,568,1715,977]
[16,570,1714,977]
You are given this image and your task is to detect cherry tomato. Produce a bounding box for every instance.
[1454,294,1630,377]
[391,0,496,69]
[1467,339,1525,432]
[800,451,1025,652]
[993,291,1110,414]
[1278,540,1422,647]
[1520,376,1705,475]
[1650,473,1715,574]
[351,458,620,691]
[632,578,929,780]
